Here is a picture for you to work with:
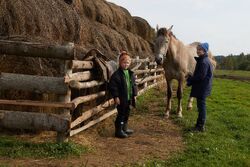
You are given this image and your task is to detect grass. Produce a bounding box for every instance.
[0,135,88,159]
[0,77,249,166]
[215,70,250,78]
[134,78,250,167]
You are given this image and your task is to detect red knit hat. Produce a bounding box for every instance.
[119,51,131,64]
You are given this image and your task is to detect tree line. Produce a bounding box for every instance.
[214,53,250,71]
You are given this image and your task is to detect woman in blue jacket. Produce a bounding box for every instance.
[187,43,213,132]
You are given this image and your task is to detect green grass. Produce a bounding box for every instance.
[134,78,250,167]
[0,77,249,166]
[215,70,250,78]
[0,136,88,158]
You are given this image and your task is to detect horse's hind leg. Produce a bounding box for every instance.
[187,97,194,111]
[177,80,183,118]
[165,80,172,118]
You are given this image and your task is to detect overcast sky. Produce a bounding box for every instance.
[107,0,250,56]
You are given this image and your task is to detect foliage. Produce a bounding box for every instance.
[215,53,250,71]
[133,78,250,167]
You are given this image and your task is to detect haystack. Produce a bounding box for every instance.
[0,0,156,106]
[0,0,155,73]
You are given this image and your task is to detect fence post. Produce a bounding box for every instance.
[134,56,139,80]
[57,43,74,142]
[143,58,149,88]
[153,63,157,83]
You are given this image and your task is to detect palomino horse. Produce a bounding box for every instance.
[154,26,216,118]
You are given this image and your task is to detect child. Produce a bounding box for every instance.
[187,43,213,132]
[109,51,138,138]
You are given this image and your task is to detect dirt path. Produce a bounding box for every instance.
[0,99,184,167]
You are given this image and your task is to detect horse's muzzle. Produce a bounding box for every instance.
[155,57,163,65]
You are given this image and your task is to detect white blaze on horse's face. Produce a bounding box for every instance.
[154,35,170,65]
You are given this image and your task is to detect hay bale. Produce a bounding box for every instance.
[133,16,155,42]
[0,0,156,108]
[0,0,155,61]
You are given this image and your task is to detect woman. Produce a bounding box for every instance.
[187,43,214,132]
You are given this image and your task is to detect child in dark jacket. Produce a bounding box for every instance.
[109,51,138,138]
[187,43,213,132]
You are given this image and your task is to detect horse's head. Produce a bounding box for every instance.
[154,25,173,65]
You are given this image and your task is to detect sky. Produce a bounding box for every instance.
[107,0,250,56]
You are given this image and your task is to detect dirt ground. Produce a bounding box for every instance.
[0,98,184,167]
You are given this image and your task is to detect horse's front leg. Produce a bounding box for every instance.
[165,80,172,118]
[187,96,194,111]
[177,79,183,118]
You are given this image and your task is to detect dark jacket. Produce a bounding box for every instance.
[187,55,213,99]
[109,68,138,107]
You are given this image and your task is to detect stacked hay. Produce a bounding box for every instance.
[0,0,156,109]
[0,0,155,73]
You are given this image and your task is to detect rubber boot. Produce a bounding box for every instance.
[115,122,128,138]
[192,124,205,132]
[123,123,134,135]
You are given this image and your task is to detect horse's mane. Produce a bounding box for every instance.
[157,28,167,37]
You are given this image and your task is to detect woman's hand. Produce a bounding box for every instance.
[115,97,120,105]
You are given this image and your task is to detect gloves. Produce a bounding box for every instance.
[186,75,192,87]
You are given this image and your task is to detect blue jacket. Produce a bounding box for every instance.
[187,55,213,99]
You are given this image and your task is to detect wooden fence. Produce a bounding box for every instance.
[0,40,164,142]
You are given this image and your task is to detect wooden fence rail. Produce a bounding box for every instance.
[0,40,75,60]
[0,72,67,94]
[0,40,164,142]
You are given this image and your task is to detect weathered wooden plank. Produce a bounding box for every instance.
[134,68,164,75]
[71,91,106,109]
[70,60,94,70]
[64,71,92,83]
[0,110,70,132]
[0,99,74,110]
[136,75,164,85]
[131,58,149,63]
[69,80,105,89]
[138,81,165,95]
[0,72,68,94]
[70,108,117,137]
[0,40,75,60]
[70,99,114,129]
[57,60,72,142]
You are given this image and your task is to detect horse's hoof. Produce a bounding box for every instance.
[177,113,183,118]
[164,113,170,119]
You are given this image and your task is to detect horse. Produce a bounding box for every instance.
[154,26,216,118]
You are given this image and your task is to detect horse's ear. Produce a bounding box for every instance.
[156,24,159,31]
[168,25,173,31]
